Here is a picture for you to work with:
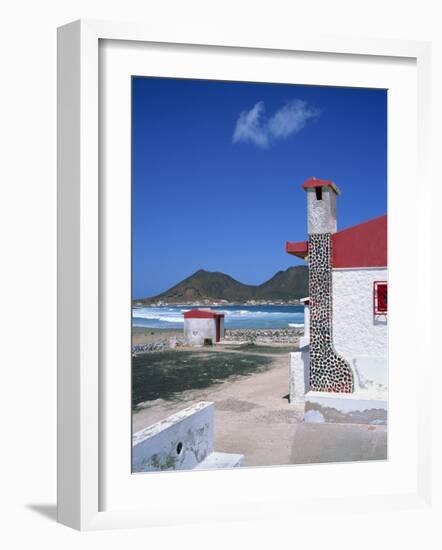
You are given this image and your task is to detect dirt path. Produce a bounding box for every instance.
[132,349,387,467]
[133,355,307,467]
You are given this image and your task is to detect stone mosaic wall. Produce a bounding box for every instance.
[309,233,354,393]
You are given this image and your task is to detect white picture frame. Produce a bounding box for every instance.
[57,19,432,531]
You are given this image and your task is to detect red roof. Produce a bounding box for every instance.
[301,177,341,195]
[183,309,225,319]
[286,215,387,268]
[285,240,308,259]
[332,215,387,268]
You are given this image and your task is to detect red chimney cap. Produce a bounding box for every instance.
[301,177,341,195]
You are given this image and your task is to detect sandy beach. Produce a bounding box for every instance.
[132,327,182,346]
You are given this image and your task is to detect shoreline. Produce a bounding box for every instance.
[132,326,303,354]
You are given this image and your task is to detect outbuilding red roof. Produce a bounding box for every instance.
[286,215,387,268]
[183,309,225,319]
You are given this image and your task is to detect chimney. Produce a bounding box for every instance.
[302,177,340,235]
[301,176,354,393]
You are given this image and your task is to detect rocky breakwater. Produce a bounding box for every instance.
[224,327,303,344]
[132,335,185,355]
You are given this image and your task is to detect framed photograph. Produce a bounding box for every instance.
[57,19,432,530]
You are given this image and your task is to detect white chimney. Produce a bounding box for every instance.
[302,177,340,235]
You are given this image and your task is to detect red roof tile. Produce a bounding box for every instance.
[286,215,387,268]
[331,215,387,268]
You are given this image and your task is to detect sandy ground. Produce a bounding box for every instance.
[132,327,182,346]
[132,352,387,466]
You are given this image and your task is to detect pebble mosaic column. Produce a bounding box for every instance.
[308,233,354,392]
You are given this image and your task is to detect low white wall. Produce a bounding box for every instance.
[332,268,388,390]
[132,402,214,472]
[184,318,216,346]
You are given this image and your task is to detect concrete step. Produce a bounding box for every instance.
[195,452,244,470]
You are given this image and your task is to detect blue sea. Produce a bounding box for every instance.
[132,304,304,330]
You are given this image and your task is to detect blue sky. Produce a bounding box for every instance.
[132,77,387,299]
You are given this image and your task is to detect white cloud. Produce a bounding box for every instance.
[232,101,269,148]
[232,99,320,148]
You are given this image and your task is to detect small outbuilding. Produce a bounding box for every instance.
[183,309,225,346]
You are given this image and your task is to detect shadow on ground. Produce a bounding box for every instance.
[290,423,387,464]
[26,503,57,522]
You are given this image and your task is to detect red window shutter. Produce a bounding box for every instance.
[374,281,388,315]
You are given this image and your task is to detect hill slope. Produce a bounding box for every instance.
[135,266,308,304]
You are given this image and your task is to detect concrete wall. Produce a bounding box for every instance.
[132,401,244,472]
[332,267,388,391]
[132,402,214,472]
[184,317,216,346]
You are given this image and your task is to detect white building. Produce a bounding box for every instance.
[299,297,310,348]
[183,309,225,346]
[286,177,387,424]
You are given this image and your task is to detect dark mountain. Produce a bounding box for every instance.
[256,267,309,301]
[135,266,308,304]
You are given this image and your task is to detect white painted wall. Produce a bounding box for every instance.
[184,318,217,345]
[332,268,388,390]
[299,304,310,347]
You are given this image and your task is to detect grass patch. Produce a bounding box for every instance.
[132,350,273,408]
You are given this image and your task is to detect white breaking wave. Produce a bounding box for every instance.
[133,307,302,322]
[132,306,304,328]
[223,310,297,318]
[132,307,189,324]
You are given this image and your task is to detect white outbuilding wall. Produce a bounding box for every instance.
[184,318,217,346]
[332,267,388,392]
